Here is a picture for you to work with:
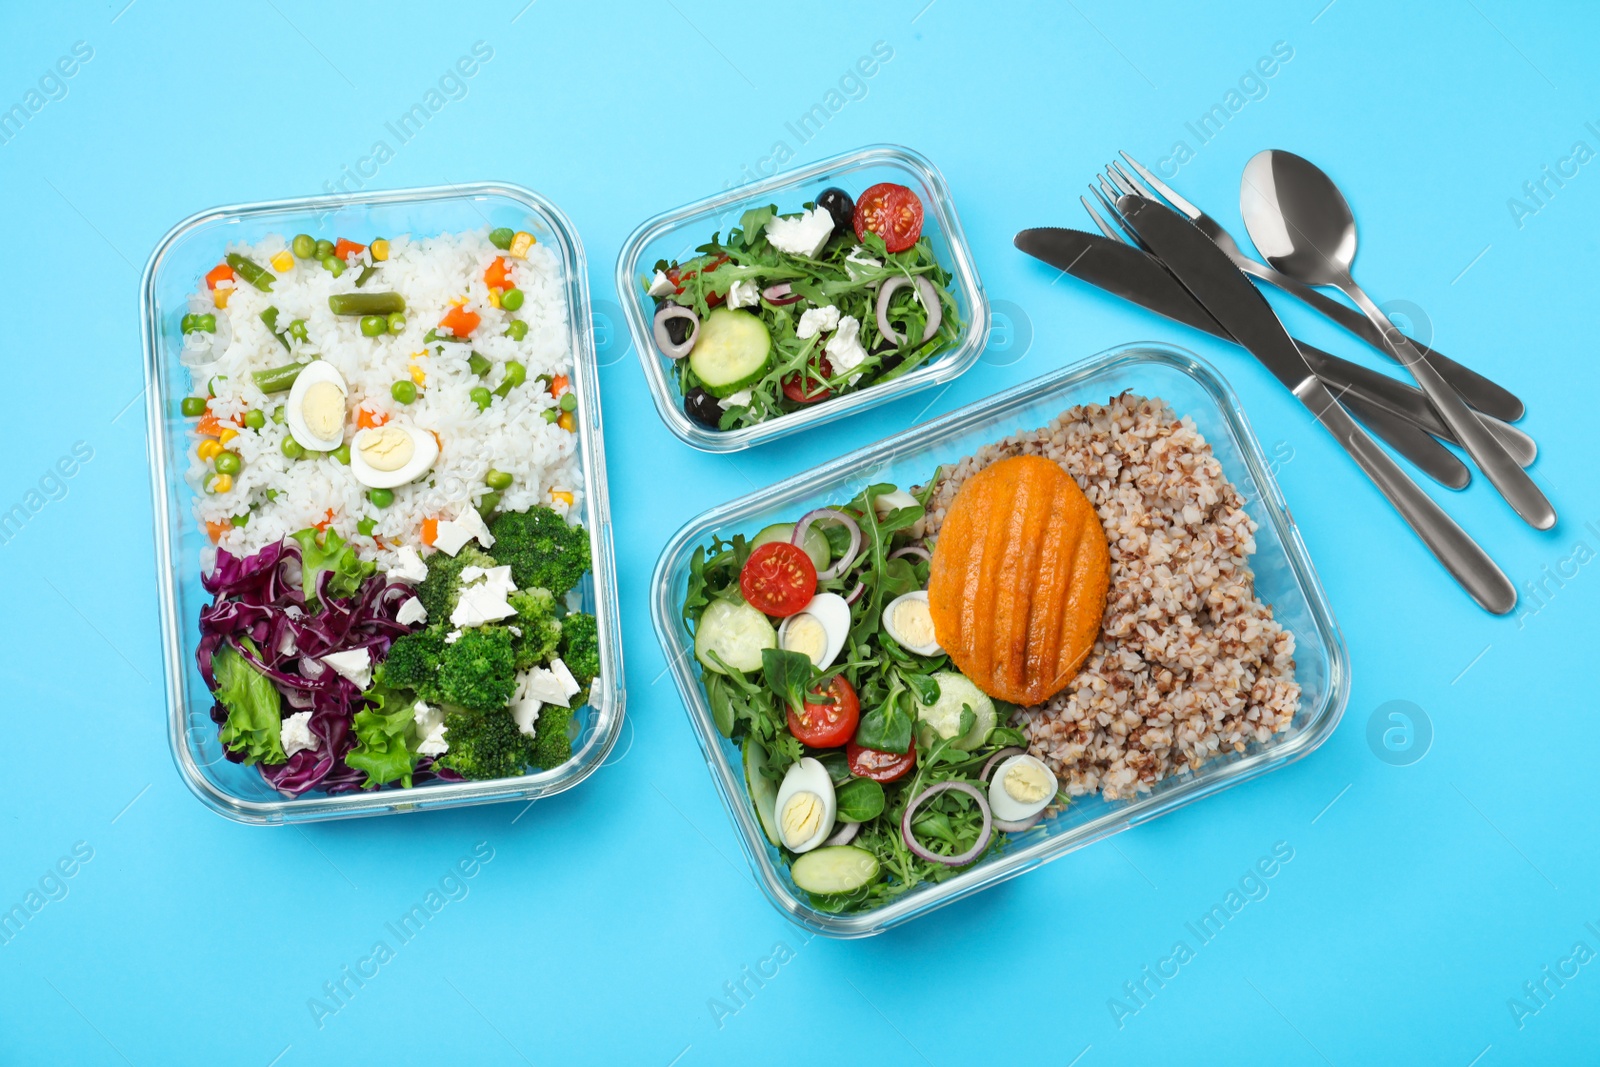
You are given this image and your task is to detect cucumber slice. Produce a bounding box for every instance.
[915,670,997,751]
[690,308,772,397]
[791,846,880,895]
[744,738,782,847]
[694,598,776,674]
[750,522,829,571]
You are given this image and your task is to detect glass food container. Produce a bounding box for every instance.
[141,182,625,824]
[651,344,1348,936]
[615,143,988,452]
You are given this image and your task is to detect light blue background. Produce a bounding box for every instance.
[2,1,1597,1064]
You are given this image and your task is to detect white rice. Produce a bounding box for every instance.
[184,229,581,569]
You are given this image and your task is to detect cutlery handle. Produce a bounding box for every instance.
[1240,259,1524,421]
[1344,284,1556,530]
[1341,393,1470,490]
[1294,378,1516,614]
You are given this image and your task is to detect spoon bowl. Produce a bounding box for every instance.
[1239,150,1357,287]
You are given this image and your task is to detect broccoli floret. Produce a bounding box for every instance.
[488,507,590,597]
[416,543,497,622]
[376,626,445,700]
[434,626,517,713]
[531,703,574,770]
[437,707,530,781]
[559,612,600,689]
[507,587,563,670]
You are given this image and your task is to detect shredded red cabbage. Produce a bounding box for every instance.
[198,538,434,798]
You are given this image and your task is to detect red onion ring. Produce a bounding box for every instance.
[888,545,931,565]
[823,821,860,846]
[843,581,865,606]
[762,282,803,305]
[653,304,699,359]
[792,508,860,582]
[994,811,1043,833]
[901,780,992,867]
[980,746,1026,784]
[875,275,943,347]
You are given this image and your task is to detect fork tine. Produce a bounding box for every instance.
[1110,160,1155,200]
[1080,195,1119,241]
[1118,151,1201,219]
[1103,163,1137,197]
[1090,181,1146,248]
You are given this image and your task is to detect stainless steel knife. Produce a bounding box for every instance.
[1114,194,1515,615]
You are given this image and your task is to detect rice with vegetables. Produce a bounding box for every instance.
[926,393,1301,800]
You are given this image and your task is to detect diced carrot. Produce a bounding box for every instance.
[421,518,439,546]
[549,374,570,397]
[356,407,389,430]
[335,238,367,260]
[205,264,235,290]
[196,412,224,437]
[372,536,385,549]
[314,508,335,531]
[429,430,442,449]
[438,305,480,339]
[205,520,230,543]
[484,256,514,291]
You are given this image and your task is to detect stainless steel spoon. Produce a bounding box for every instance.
[1238,150,1556,531]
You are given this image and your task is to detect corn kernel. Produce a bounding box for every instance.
[487,288,501,309]
[197,439,222,461]
[509,231,535,258]
[270,250,294,272]
[211,473,233,494]
[218,427,239,446]
[212,286,232,308]
[557,410,576,433]
[409,361,427,386]
[371,238,390,262]
[550,489,574,507]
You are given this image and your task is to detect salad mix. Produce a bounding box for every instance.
[643,182,961,431]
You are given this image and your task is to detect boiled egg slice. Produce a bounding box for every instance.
[349,422,439,489]
[285,361,348,452]
[988,754,1058,823]
[882,590,940,657]
[776,592,851,671]
[773,756,836,854]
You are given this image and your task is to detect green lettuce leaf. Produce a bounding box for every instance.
[344,688,419,789]
[214,638,286,766]
[290,527,376,611]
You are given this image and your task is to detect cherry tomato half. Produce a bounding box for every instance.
[853,183,924,254]
[781,355,835,404]
[788,675,860,748]
[667,253,732,307]
[739,541,817,617]
[847,737,916,782]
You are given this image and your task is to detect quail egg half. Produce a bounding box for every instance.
[285,361,348,452]
[882,589,941,657]
[773,757,837,853]
[776,592,851,671]
[988,754,1058,823]
[349,422,439,489]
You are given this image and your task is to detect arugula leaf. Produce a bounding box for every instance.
[290,527,376,611]
[344,689,418,789]
[738,205,775,249]
[214,638,286,766]
[836,777,886,822]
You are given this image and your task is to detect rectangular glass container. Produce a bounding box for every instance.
[141,183,625,824]
[651,344,1348,936]
[615,144,988,452]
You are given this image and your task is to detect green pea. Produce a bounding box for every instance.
[386,312,407,334]
[271,405,286,425]
[499,287,525,311]
[468,352,491,376]
[485,468,513,491]
[333,443,351,465]
[214,451,242,475]
[391,380,418,405]
[477,491,501,516]
[367,487,395,508]
[315,239,335,258]
[281,437,304,459]
[292,234,316,259]
[288,319,309,344]
[357,517,377,536]
[359,314,387,337]
[560,392,577,412]
[181,396,207,417]
[244,409,267,430]
[470,386,492,411]
[503,319,528,341]
[231,512,250,527]
[494,360,525,398]
[489,227,514,250]
[542,408,560,423]
[322,255,345,277]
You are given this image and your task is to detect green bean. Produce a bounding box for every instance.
[333,444,351,465]
[225,252,275,292]
[354,265,376,288]
[327,292,406,316]
[315,239,335,258]
[180,396,207,417]
[244,409,266,430]
[359,315,387,337]
[288,319,309,344]
[281,437,305,459]
[499,288,525,311]
[470,386,492,411]
[292,234,316,259]
[391,380,417,405]
[468,352,491,377]
[386,312,406,334]
[214,451,242,475]
[489,227,514,250]
[503,319,528,341]
[251,363,304,394]
[484,468,513,491]
[261,307,290,350]
[494,360,525,398]
[321,254,345,277]
[367,487,394,508]
[231,511,250,527]
[476,491,501,515]
[559,392,577,413]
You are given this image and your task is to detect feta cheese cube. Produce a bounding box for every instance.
[413,701,449,756]
[431,506,496,557]
[388,545,429,584]
[550,657,582,699]
[764,206,835,258]
[444,629,463,645]
[717,388,753,410]
[796,304,840,339]
[280,711,317,757]
[647,270,676,298]
[726,278,760,309]
[396,596,428,626]
[451,581,517,627]
[844,248,882,282]
[321,648,372,689]
[827,315,869,384]
[517,666,572,708]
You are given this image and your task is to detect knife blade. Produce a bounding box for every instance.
[1114,193,1515,615]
